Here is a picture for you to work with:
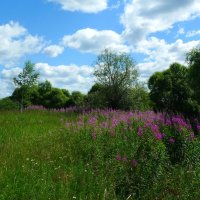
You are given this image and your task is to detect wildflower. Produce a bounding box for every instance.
[137,127,143,137]
[190,132,195,140]
[197,125,200,131]
[178,127,182,133]
[131,159,137,167]
[123,156,128,162]
[166,119,172,126]
[155,133,163,140]
[92,132,97,140]
[116,154,121,161]
[169,137,175,143]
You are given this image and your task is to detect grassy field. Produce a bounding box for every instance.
[0,110,200,200]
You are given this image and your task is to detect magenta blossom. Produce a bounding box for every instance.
[123,156,128,162]
[137,127,143,137]
[116,154,121,161]
[92,132,97,140]
[169,137,175,143]
[155,133,163,140]
[190,132,195,140]
[131,159,138,167]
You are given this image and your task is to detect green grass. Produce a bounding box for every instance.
[0,111,114,199]
[0,110,199,200]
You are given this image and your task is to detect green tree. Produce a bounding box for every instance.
[68,91,85,107]
[125,83,151,111]
[37,80,52,106]
[186,47,200,104]
[148,62,199,116]
[94,49,138,109]
[61,89,70,98]
[0,97,19,110]
[46,88,68,108]
[38,80,52,94]
[13,61,39,111]
[86,83,106,108]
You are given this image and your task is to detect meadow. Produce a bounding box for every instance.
[0,109,200,200]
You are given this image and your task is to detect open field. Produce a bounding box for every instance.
[0,110,200,200]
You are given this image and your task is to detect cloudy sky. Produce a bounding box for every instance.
[0,0,200,98]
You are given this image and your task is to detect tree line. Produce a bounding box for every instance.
[149,48,200,120]
[0,48,200,120]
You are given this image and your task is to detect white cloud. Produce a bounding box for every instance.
[186,30,200,37]
[48,0,108,13]
[62,28,129,54]
[119,0,200,82]
[0,63,95,98]
[175,27,185,38]
[121,0,200,44]
[43,45,64,57]
[0,21,44,67]
[0,67,22,98]
[178,27,185,35]
[35,63,94,93]
[136,37,200,81]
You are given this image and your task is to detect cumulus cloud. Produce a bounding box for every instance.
[0,63,95,98]
[43,45,64,57]
[0,67,22,98]
[121,0,200,44]
[136,37,200,81]
[35,63,94,93]
[48,0,108,13]
[0,21,44,67]
[62,28,129,54]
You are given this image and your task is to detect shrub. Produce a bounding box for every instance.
[0,97,19,110]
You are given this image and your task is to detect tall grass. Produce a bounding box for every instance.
[0,110,199,199]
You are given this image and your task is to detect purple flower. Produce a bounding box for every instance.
[169,137,175,143]
[197,125,200,131]
[137,127,143,137]
[92,132,96,140]
[131,159,137,167]
[190,132,195,140]
[123,156,128,162]
[155,133,163,140]
[116,154,121,161]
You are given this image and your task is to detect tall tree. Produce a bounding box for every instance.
[13,61,39,111]
[186,47,200,104]
[148,62,199,117]
[94,49,138,109]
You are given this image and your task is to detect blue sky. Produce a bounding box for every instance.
[0,0,200,98]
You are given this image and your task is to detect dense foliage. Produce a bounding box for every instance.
[13,61,40,111]
[148,48,200,119]
[93,49,139,109]
[0,97,19,110]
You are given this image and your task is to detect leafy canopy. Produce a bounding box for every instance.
[94,49,138,109]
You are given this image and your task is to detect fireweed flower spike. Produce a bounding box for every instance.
[123,156,128,162]
[155,133,163,140]
[169,137,175,143]
[137,127,143,137]
[116,154,121,161]
[131,159,138,167]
